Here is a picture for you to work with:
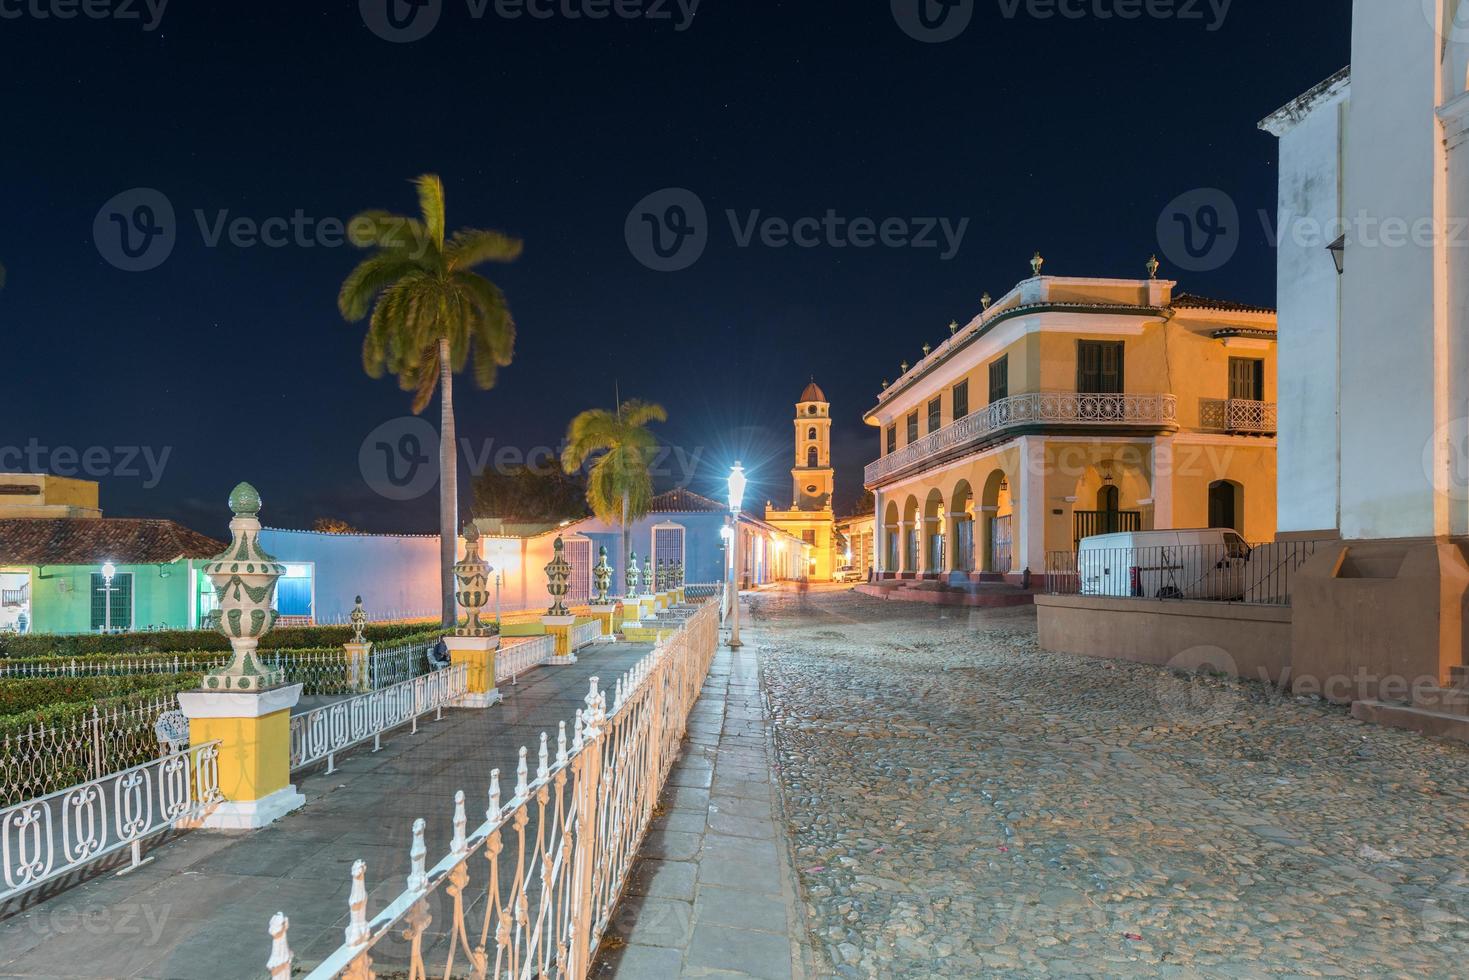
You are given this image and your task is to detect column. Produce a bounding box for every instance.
[896,520,911,577]
[946,512,966,577]
[872,490,885,577]
[1015,436,1048,576]
[1150,436,1175,531]
[978,506,998,572]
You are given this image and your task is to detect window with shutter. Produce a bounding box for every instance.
[1077,342,1124,394]
[927,398,941,433]
[1228,358,1264,401]
[989,356,1009,403]
[952,380,969,420]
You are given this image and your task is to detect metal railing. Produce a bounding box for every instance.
[570,619,602,651]
[1,693,182,807]
[496,635,555,684]
[289,664,468,775]
[0,655,225,679]
[1200,398,1278,433]
[365,640,438,690]
[267,602,720,979]
[1,586,27,607]
[1045,539,1322,606]
[865,391,1179,485]
[1,740,221,901]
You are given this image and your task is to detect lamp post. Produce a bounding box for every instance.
[727,462,747,650]
[100,561,117,633]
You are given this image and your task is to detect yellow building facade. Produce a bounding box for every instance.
[863,271,1278,581]
[765,382,840,581]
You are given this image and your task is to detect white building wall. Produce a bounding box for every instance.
[1266,80,1349,535]
[1335,1,1449,540]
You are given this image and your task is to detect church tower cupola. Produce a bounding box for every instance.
[792,379,834,511]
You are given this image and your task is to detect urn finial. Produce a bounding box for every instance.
[202,481,286,691]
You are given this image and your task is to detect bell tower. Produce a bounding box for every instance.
[792,380,834,511]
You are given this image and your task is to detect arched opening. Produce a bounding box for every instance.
[1071,459,1147,548]
[1097,484,1119,514]
[981,469,1013,574]
[951,480,975,574]
[1209,480,1243,534]
[806,446,818,468]
[807,426,817,440]
[883,499,901,575]
[902,495,920,576]
[923,488,946,576]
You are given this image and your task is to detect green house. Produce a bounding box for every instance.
[0,517,224,635]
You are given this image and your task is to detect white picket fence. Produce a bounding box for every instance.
[1,740,222,901]
[289,664,469,775]
[267,602,720,979]
[0,656,227,679]
[570,618,603,651]
[0,693,182,807]
[495,635,555,684]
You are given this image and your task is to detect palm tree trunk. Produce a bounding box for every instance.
[438,338,458,629]
[620,491,629,598]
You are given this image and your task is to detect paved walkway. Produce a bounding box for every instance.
[0,641,654,979]
[755,586,1469,977]
[598,618,813,980]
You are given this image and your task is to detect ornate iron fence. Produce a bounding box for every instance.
[570,619,602,651]
[496,635,555,684]
[0,693,182,807]
[267,602,719,978]
[0,655,226,679]
[289,664,468,775]
[1200,398,1278,433]
[365,640,437,690]
[864,390,1179,486]
[1,740,221,901]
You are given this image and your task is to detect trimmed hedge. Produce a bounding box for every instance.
[0,672,194,718]
[0,620,438,659]
[0,628,448,673]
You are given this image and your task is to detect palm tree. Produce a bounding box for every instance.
[338,174,522,627]
[561,400,668,595]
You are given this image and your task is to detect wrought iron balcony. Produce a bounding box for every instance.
[1200,398,1277,434]
[865,391,1178,487]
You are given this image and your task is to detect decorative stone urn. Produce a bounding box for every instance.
[201,482,286,691]
[593,546,613,605]
[453,524,494,637]
[349,595,367,644]
[545,536,572,618]
[642,555,655,595]
[626,550,641,596]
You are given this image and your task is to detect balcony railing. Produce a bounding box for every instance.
[866,391,1178,487]
[1200,398,1277,433]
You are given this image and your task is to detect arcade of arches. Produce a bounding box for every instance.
[871,436,1275,579]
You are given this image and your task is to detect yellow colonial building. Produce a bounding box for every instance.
[863,266,1278,582]
[765,381,841,581]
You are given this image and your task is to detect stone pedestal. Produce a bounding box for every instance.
[1291,538,1469,703]
[444,634,502,707]
[640,594,657,620]
[178,684,306,830]
[589,604,618,638]
[344,640,372,692]
[543,615,578,662]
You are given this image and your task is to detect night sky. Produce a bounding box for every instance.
[0,0,1352,535]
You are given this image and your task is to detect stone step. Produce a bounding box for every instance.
[1413,686,1469,716]
[1351,699,1469,745]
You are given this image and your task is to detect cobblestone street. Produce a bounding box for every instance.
[756,587,1469,978]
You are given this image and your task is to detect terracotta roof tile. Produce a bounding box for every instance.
[1171,292,1276,315]
[650,489,728,513]
[0,518,226,566]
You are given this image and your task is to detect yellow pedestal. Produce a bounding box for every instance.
[543,615,578,662]
[344,640,372,692]
[178,684,305,830]
[445,635,502,707]
[590,604,618,637]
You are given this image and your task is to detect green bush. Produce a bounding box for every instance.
[0,672,196,718]
[0,620,438,659]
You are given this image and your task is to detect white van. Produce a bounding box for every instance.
[1076,528,1252,600]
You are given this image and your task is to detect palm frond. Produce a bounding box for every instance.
[414,174,447,253]
[339,251,425,321]
[445,228,524,269]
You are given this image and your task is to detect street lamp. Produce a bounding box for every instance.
[727,462,746,649]
[100,561,117,633]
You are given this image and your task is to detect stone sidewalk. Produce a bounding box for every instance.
[597,625,812,980]
[0,641,655,979]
